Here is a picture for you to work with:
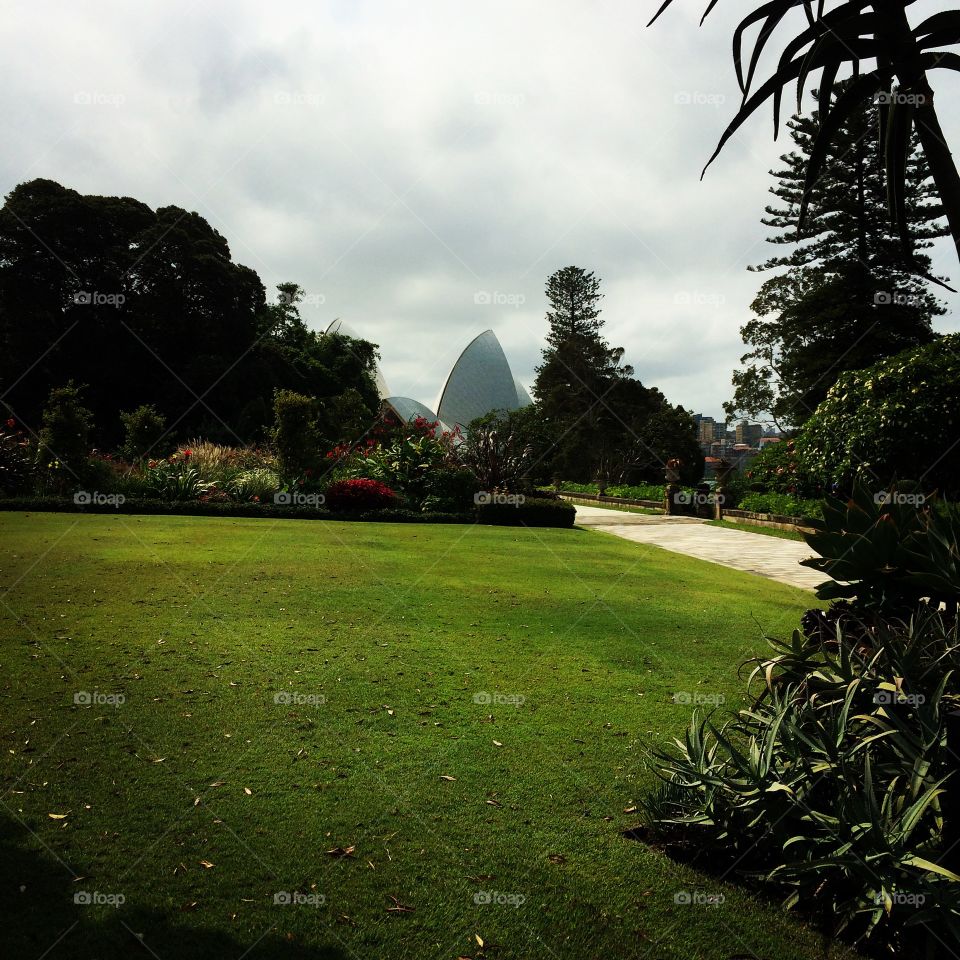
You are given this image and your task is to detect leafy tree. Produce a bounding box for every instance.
[799,333,960,498]
[597,379,702,485]
[651,2,960,265]
[0,181,380,446]
[726,89,947,427]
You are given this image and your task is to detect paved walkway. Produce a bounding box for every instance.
[573,504,825,591]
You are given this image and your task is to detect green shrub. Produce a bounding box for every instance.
[643,607,960,956]
[228,467,280,502]
[35,382,94,486]
[422,466,478,513]
[142,453,213,500]
[272,389,321,478]
[559,480,666,501]
[0,495,473,525]
[476,496,575,528]
[743,440,820,497]
[120,404,168,461]
[801,334,960,498]
[738,491,824,519]
[338,418,461,509]
[459,414,532,491]
[801,480,960,619]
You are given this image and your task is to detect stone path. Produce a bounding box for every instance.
[572,503,825,591]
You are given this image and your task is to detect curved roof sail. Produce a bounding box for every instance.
[436,330,523,429]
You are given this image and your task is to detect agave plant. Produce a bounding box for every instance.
[643,607,960,954]
[650,1,960,266]
[801,481,960,617]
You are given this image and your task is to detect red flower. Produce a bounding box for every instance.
[4,418,15,429]
[183,449,193,458]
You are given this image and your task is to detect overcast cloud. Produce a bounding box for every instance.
[3,0,958,420]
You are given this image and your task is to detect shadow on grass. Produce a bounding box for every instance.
[0,813,346,960]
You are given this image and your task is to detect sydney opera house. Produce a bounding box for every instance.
[326,320,531,432]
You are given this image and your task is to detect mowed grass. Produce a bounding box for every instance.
[0,513,854,960]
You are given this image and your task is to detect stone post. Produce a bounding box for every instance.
[664,459,682,516]
[713,458,734,521]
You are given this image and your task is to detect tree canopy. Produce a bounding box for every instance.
[0,179,380,448]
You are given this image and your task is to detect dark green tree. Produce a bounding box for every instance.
[726,91,948,428]
[533,267,631,480]
[0,181,381,447]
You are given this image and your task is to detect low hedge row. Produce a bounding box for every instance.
[476,497,576,528]
[0,496,577,528]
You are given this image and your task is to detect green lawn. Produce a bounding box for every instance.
[0,513,854,960]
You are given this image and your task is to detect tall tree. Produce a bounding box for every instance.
[532,266,701,483]
[726,90,947,428]
[651,2,960,265]
[533,267,630,480]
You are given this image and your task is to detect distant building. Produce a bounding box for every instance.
[736,421,764,446]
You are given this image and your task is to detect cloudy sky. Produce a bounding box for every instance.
[3,0,959,420]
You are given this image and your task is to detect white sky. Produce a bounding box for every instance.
[3,0,958,420]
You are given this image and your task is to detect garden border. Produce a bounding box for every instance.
[557,490,814,534]
[0,496,576,528]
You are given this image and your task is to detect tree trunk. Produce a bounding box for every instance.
[913,95,960,266]
[880,0,960,266]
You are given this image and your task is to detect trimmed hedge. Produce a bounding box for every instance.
[0,496,577,528]
[737,491,824,520]
[475,497,576,528]
[0,497,473,524]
